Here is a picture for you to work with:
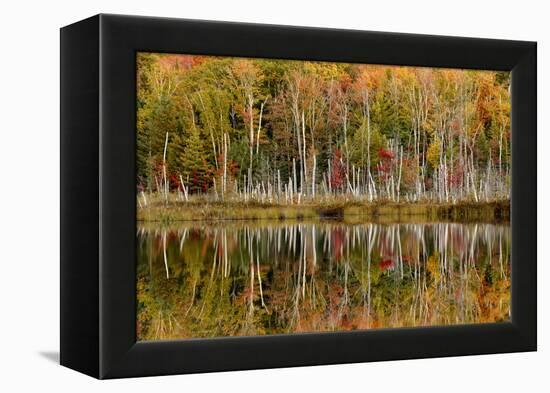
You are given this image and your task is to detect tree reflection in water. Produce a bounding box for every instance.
[136,221,510,341]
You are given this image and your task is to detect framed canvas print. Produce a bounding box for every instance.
[60,14,536,379]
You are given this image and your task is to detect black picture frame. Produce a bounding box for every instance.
[60,14,537,379]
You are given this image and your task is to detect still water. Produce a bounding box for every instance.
[137,221,510,341]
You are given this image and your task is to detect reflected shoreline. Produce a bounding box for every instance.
[137,220,510,341]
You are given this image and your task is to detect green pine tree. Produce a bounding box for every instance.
[179,128,211,193]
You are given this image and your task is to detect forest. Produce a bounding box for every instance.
[136,54,511,339]
[137,53,510,218]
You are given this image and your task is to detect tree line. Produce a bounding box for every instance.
[137,53,510,204]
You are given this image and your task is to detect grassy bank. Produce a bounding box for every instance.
[137,197,510,223]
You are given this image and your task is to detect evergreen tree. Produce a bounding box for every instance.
[179,128,211,194]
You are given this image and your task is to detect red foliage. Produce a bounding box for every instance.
[188,229,201,240]
[330,149,346,191]
[449,163,464,188]
[379,259,395,271]
[330,227,345,262]
[376,148,395,181]
[378,148,394,159]
[189,171,209,194]
[200,239,208,257]
[402,255,414,265]
[168,173,180,190]
[376,162,391,179]
[178,165,214,195]
[149,161,184,192]
[213,153,240,180]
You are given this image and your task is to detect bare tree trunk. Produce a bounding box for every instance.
[397,146,403,202]
[162,132,169,202]
[256,98,267,154]
[277,169,282,201]
[162,230,169,279]
[223,132,228,198]
[292,158,297,203]
[257,253,267,309]
[327,159,332,194]
[301,110,308,194]
[342,105,350,180]
[366,89,372,201]
[179,174,188,201]
[312,155,316,198]
[248,94,254,182]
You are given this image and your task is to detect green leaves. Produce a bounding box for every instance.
[137,53,511,202]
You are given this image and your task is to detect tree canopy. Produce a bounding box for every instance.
[137,53,510,203]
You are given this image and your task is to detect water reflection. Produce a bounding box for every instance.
[137,221,510,341]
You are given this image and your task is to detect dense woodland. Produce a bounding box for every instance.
[137,53,511,205]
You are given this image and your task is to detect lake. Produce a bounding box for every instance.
[137,220,510,341]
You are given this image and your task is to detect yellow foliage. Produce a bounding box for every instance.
[427,138,441,168]
[427,253,441,282]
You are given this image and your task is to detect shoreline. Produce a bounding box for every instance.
[137,198,510,224]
